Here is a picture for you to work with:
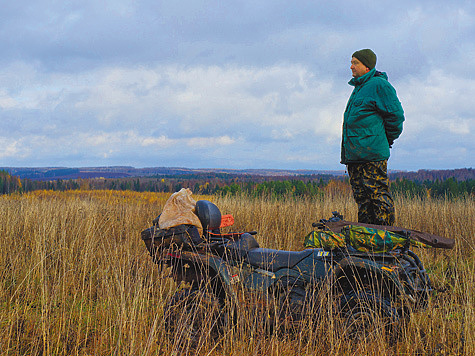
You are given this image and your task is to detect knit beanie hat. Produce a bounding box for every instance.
[352,49,377,69]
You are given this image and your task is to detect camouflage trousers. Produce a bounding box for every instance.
[347,160,395,226]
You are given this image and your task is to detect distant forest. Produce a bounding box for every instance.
[1,168,473,199]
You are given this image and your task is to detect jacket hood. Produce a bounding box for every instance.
[374,70,388,80]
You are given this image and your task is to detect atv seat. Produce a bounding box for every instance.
[247,248,313,272]
[224,233,259,252]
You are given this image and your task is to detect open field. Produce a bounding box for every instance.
[0,190,473,355]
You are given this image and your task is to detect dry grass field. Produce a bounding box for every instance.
[0,189,473,355]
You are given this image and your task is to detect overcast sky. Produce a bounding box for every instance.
[1,1,474,171]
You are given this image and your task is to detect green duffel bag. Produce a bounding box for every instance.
[304,225,429,252]
[343,225,429,253]
[303,230,347,250]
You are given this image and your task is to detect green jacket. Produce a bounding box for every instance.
[341,68,404,164]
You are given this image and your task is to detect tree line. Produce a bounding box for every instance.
[2,170,473,199]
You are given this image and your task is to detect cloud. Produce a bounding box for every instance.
[400,69,474,136]
[1,56,473,169]
[0,60,350,168]
[0,90,17,109]
[186,136,236,148]
[141,135,176,147]
[0,137,22,159]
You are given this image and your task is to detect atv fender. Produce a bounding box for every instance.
[165,250,237,300]
[244,266,304,292]
[331,256,410,302]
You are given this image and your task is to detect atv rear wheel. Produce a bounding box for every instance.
[164,287,224,347]
[341,289,397,341]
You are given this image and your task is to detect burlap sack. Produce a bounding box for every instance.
[158,188,203,232]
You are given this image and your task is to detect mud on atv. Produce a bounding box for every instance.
[141,200,433,343]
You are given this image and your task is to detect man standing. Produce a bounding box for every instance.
[341,49,404,226]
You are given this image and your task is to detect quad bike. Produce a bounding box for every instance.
[141,200,438,342]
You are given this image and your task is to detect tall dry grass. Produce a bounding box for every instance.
[0,189,473,355]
